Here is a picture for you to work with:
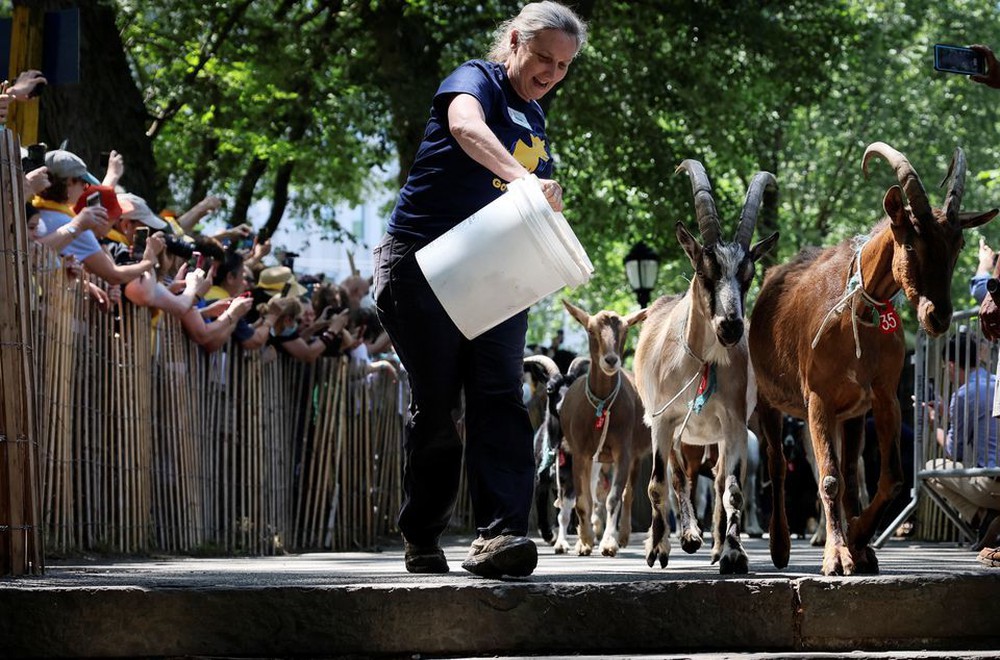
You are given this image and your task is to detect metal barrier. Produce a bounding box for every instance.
[875,309,1000,546]
[30,247,410,556]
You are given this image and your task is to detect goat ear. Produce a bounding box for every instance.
[676,221,701,263]
[624,307,649,327]
[749,231,779,263]
[959,208,999,229]
[883,185,909,228]
[562,298,590,327]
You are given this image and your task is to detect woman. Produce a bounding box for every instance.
[373,1,586,577]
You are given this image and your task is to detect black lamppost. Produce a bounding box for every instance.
[624,241,660,308]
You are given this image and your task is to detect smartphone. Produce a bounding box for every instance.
[281,281,293,297]
[193,251,206,270]
[133,226,149,258]
[22,143,46,173]
[240,291,253,298]
[934,44,986,75]
[99,151,111,169]
[86,191,102,208]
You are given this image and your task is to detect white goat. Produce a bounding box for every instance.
[633,160,778,574]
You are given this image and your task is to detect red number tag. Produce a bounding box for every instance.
[595,411,607,430]
[879,301,900,334]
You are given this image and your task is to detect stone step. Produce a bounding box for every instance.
[1,537,997,657]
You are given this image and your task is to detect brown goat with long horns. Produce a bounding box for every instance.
[634,160,778,573]
[749,142,997,575]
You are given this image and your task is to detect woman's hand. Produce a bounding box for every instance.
[23,167,50,197]
[538,178,564,212]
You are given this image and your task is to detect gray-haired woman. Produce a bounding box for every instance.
[373,1,587,578]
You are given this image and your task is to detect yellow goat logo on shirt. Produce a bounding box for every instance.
[512,135,549,173]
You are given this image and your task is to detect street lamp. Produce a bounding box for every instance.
[624,241,660,308]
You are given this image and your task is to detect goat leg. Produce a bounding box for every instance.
[672,444,704,554]
[808,394,856,576]
[644,440,672,568]
[758,401,791,569]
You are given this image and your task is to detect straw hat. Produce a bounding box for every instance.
[257,266,307,298]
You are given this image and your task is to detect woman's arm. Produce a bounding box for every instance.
[447,94,529,182]
[447,94,563,211]
[280,336,327,363]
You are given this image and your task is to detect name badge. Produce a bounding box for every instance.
[508,108,532,130]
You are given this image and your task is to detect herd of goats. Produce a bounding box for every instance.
[523,141,998,576]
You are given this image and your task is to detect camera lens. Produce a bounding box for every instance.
[163,236,195,260]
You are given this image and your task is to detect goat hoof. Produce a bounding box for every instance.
[821,547,855,576]
[719,552,749,575]
[852,546,879,574]
[575,542,592,556]
[657,551,669,569]
[681,533,703,554]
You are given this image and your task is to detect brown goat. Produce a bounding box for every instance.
[558,300,649,556]
[749,142,997,575]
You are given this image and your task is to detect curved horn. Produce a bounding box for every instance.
[566,356,591,379]
[939,147,967,223]
[735,171,777,249]
[675,159,721,244]
[861,142,932,221]
[523,354,561,379]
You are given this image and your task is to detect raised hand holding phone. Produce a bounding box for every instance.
[970,44,1000,89]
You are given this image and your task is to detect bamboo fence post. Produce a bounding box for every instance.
[0,128,43,574]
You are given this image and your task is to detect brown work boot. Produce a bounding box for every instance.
[404,541,449,574]
[978,546,1000,568]
[461,534,537,578]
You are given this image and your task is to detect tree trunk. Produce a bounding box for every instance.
[231,157,268,229]
[22,0,160,205]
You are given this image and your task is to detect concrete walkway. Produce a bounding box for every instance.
[2,536,998,657]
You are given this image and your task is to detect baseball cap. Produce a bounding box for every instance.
[117,193,168,230]
[72,185,123,222]
[44,149,100,185]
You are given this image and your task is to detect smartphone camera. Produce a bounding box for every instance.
[934,44,986,75]
[22,143,46,174]
[133,226,149,260]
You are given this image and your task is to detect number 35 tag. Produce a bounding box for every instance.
[879,300,900,334]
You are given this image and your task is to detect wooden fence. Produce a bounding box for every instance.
[28,249,410,557]
[0,127,43,575]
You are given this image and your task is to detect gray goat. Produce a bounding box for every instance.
[633,159,778,574]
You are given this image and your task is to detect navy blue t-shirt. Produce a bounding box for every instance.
[387,60,554,242]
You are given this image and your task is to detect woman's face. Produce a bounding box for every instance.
[26,213,41,241]
[505,28,578,102]
[300,301,316,327]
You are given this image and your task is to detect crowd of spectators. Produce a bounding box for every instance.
[3,69,397,379]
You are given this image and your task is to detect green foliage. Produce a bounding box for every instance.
[103,0,1000,336]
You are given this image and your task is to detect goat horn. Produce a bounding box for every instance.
[939,147,967,224]
[735,171,777,249]
[675,159,721,244]
[861,142,933,221]
[523,354,561,379]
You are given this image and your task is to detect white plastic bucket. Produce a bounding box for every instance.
[416,174,593,339]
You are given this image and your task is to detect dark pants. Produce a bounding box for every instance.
[373,233,535,546]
